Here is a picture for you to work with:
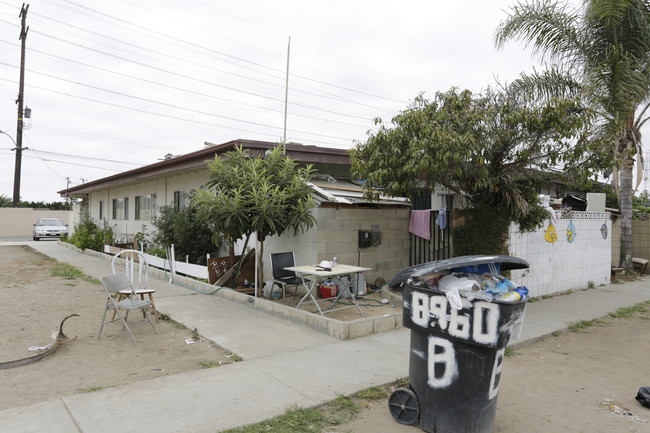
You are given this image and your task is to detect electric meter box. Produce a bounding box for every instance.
[358,230,372,248]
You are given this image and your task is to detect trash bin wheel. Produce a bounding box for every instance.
[389,388,420,425]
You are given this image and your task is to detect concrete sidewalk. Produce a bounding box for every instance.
[0,240,648,433]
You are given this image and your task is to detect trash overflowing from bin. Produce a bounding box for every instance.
[387,255,530,433]
[417,269,529,306]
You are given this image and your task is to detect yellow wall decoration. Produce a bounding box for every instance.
[544,223,558,243]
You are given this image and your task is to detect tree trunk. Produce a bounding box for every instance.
[619,145,635,270]
[256,232,266,296]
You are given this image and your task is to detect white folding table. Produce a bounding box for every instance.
[284,264,371,317]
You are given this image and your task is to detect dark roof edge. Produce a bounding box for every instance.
[58,139,351,197]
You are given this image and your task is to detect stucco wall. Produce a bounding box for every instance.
[0,208,74,238]
[263,206,410,286]
[86,169,208,241]
[508,211,612,297]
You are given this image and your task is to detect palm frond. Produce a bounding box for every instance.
[495,0,583,63]
[509,65,582,102]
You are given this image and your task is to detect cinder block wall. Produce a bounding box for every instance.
[263,206,410,286]
[611,217,621,267]
[611,216,650,266]
[508,212,612,297]
[632,217,650,262]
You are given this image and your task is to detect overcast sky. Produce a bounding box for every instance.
[0,0,579,203]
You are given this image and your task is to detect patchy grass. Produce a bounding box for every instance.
[355,386,388,401]
[78,385,110,393]
[567,318,606,332]
[221,406,328,433]
[608,301,650,319]
[219,385,397,433]
[51,263,100,284]
[200,360,222,368]
[504,346,516,358]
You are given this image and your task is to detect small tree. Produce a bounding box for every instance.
[194,144,317,290]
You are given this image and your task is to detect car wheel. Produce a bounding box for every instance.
[33,237,39,241]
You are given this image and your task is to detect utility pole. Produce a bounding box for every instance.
[12,3,28,207]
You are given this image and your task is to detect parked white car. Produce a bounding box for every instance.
[33,218,68,241]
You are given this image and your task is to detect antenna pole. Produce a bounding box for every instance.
[282,36,290,152]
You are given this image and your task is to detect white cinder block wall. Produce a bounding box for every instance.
[508,212,612,297]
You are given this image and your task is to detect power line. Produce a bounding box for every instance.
[35,1,407,105]
[18,47,374,128]
[0,76,357,143]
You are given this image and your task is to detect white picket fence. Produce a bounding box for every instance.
[104,244,209,281]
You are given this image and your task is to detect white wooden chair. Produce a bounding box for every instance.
[111,249,157,320]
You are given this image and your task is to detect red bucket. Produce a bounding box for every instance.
[319,283,338,299]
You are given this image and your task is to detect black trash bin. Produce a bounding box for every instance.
[387,255,529,433]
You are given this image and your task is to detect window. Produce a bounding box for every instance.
[99,200,104,220]
[173,191,187,211]
[135,194,156,220]
[112,197,128,220]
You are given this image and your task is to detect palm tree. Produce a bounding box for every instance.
[495,0,650,270]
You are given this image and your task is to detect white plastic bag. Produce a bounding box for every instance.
[438,274,479,310]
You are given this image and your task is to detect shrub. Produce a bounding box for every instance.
[65,216,114,252]
[152,201,223,265]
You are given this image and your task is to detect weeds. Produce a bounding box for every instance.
[355,386,387,400]
[200,360,222,369]
[608,301,650,319]
[51,263,100,284]
[394,377,409,388]
[228,353,243,362]
[222,406,327,433]
[219,384,396,433]
[567,319,605,332]
[504,346,516,358]
[79,386,109,393]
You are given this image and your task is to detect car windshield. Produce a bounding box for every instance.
[38,219,65,226]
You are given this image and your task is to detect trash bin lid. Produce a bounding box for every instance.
[388,255,529,289]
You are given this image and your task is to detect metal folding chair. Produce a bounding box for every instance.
[98,273,158,342]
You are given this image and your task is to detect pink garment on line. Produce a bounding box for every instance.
[409,210,431,240]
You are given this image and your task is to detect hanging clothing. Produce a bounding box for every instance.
[409,210,431,240]
[436,208,447,230]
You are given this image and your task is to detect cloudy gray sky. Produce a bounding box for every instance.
[0,0,562,202]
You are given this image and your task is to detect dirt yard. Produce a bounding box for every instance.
[335,311,650,433]
[0,245,234,411]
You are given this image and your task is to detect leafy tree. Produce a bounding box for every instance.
[350,87,594,252]
[152,198,223,265]
[194,144,317,290]
[495,0,650,269]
